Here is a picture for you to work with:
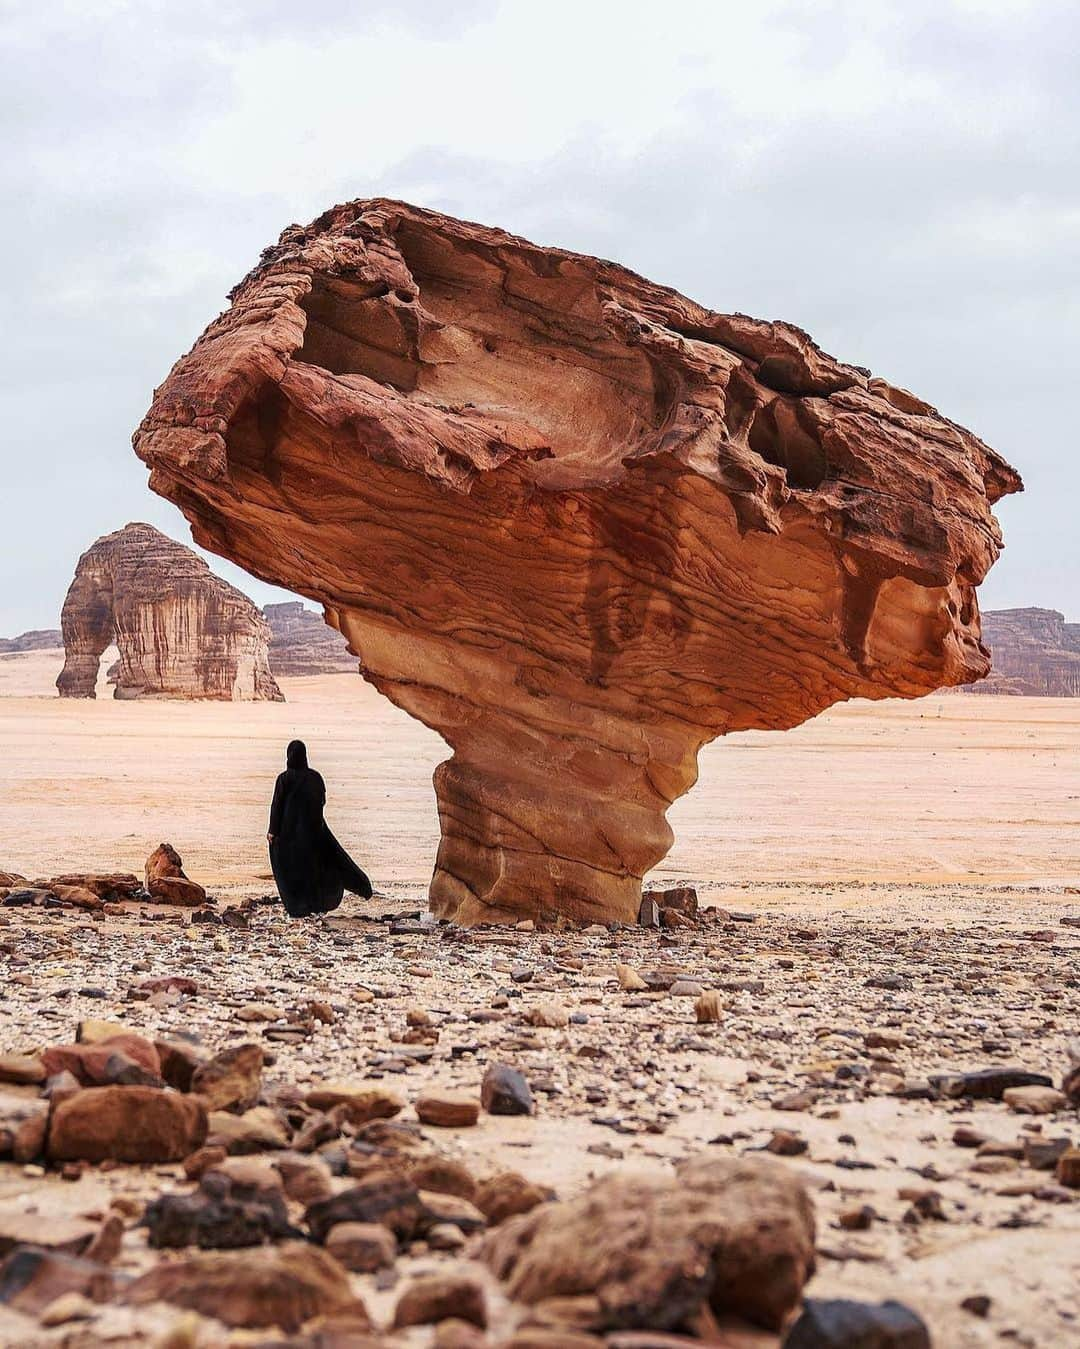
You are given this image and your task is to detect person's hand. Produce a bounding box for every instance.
[266,833,275,845]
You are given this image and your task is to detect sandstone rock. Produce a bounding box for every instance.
[0,1213,98,1259]
[56,522,282,701]
[393,1273,487,1329]
[1055,1148,1080,1188]
[44,873,141,902]
[265,601,357,676]
[135,200,1019,924]
[485,1155,814,1331]
[306,1174,426,1243]
[306,1083,404,1118]
[0,1053,44,1086]
[782,1297,930,1347]
[38,1290,96,1326]
[1003,1085,1067,1114]
[0,1092,49,1163]
[406,1156,478,1201]
[325,1221,396,1272]
[417,1189,487,1234]
[123,1242,362,1332]
[47,1085,207,1163]
[416,1093,481,1127]
[76,1019,128,1044]
[616,964,648,992]
[481,1064,534,1116]
[191,1042,263,1110]
[207,1106,290,1153]
[476,1172,550,1225]
[156,1038,208,1092]
[694,990,723,1023]
[0,1248,117,1316]
[526,1003,570,1029]
[145,843,206,907]
[41,1032,162,1087]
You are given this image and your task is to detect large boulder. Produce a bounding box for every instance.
[47,1086,208,1163]
[484,1156,815,1332]
[135,200,1019,924]
[144,842,206,906]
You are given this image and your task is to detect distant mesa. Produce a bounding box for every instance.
[962,608,1080,696]
[264,601,356,676]
[135,199,1020,925]
[56,522,283,702]
[0,629,61,653]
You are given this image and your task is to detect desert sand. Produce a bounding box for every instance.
[1,648,1077,1347]
[1,648,1077,897]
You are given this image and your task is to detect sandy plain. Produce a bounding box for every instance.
[0,648,1078,1348]
[1,648,1077,899]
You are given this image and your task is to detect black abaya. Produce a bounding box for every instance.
[268,741,372,917]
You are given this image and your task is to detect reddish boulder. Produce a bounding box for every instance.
[145,843,206,906]
[47,1086,207,1163]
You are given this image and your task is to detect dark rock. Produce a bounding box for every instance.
[481,1063,534,1116]
[144,1177,297,1249]
[783,1298,931,1347]
[0,1247,118,1315]
[929,1067,1053,1100]
[306,1175,426,1243]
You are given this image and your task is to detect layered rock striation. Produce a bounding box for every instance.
[264,601,357,676]
[57,523,282,701]
[963,608,1080,696]
[135,199,1020,924]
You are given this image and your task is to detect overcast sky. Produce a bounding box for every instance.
[2,0,1076,634]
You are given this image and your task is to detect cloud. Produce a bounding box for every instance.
[1,0,1075,632]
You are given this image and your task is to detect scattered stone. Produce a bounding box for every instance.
[306,1083,404,1121]
[616,964,648,992]
[481,1064,534,1116]
[1055,1148,1080,1188]
[930,1067,1053,1101]
[41,1032,163,1087]
[0,1053,45,1086]
[145,843,207,907]
[207,1105,290,1153]
[47,1086,207,1163]
[486,1156,814,1332]
[416,1093,481,1127]
[307,1175,426,1243]
[477,1171,551,1225]
[393,1273,487,1329]
[1002,1085,1067,1114]
[38,1289,96,1326]
[191,1042,263,1111]
[694,990,723,1023]
[961,1294,992,1318]
[144,1171,297,1248]
[0,1248,116,1316]
[0,1091,49,1163]
[782,1297,930,1347]
[326,1221,397,1272]
[123,1242,363,1332]
[526,1003,570,1029]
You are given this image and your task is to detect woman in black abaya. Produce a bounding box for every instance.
[267,740,373,917]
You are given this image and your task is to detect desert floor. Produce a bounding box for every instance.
[0,649,1077,1347]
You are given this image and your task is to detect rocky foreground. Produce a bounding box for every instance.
[1,882,1078,1348]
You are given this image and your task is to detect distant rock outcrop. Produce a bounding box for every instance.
[0,629,62,653]
[963,608,1080,696]
[57,523,283,701]
[264,602,356,676]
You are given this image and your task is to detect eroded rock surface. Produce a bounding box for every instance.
[135,199,1020,923]
[56,522,282,701]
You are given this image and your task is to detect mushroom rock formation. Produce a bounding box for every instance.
[134,199,1021,925]
[57,523,282,702]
